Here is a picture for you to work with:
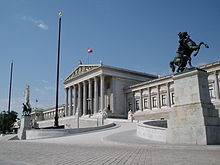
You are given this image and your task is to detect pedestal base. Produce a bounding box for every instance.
[18,115,31,140]
[167,68,220,145]
[167,103,220,145]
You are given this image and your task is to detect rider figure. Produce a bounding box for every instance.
[170,32,208,73]
[175,32,190,64]
[22,103,27,115]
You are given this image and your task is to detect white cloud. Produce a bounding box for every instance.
[22,16,48,30]
[37,24,48,30]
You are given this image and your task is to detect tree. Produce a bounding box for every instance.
[0,111,18,134]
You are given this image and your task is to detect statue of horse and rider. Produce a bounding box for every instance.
[170,32,209,73]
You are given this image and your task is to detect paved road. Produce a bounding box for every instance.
[0,122,220,165]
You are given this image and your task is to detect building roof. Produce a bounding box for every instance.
[199,60,220,70]
[64,63,158,83]
[125,60,220,91]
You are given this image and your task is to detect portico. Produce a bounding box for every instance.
[64,75,105,116]
[63,63,157,118]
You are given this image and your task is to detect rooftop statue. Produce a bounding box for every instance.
[170,32,209,73]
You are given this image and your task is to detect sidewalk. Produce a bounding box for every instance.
[0,122,220,165]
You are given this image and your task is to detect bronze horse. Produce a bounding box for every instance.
[22,103,31,116]
[170,32,209,73]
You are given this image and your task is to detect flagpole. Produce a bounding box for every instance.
[8,61,13,113]
[54,12,62,127]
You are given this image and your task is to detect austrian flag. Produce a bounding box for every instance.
[87,48,93,53]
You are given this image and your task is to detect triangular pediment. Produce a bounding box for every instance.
[64,65,100,82]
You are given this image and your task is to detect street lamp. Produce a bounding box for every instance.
[54,12,62,127]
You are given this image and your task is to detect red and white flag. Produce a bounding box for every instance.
[87,48,93,53]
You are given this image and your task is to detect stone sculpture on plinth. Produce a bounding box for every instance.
[18,85,32,140]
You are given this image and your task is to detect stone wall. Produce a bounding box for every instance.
[27,123,115,140]
[37,116,107,129]
[137,121,167,142]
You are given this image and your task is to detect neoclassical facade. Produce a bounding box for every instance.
[125,61,220,120]
[32,61,220,124]
[63,63,157,118]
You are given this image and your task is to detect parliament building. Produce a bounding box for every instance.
[31,61,220,127]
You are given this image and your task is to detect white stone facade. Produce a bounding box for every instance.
[63,64,157,118]
[125,61,220,120]
[32,61,220,125]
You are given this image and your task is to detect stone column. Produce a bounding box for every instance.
[83,81,87,115]
[157,85,161,109]
[166,83,171,107]
[94,77,98,113]
[77,83,82,116]
[69,86,73,115]
[65,88,69,116]
[100,75,105,111]
[214,71,220,100]
[88,79,92,114]
[73,85,77,115]
[148,87,152,110]
[139,90,143,111]
[132,92,135,113]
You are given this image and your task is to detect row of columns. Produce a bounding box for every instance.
[65,75,105,117]
[44,109,64,120]
[132,83,172,112]
[131,70,220,112]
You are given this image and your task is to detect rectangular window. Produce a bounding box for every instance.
[161,94,166,106]
[171,93,175,105]
[209,83,215,98]
[128,101,132,112]
[144,98,148,109]
[136,100,140,111]
[152,96,157,108]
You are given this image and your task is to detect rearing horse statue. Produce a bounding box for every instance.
[170,32,209,73]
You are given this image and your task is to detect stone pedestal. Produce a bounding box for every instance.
[18,115,32,140]
[167,68,220,145]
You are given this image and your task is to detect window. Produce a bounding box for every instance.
[128,101,132,112]
[171,93,175,105]
[209,83,215,98]
[152,96,157,108]
[144,98,148,109]
[136,100,140,111]
[161,94,166,106]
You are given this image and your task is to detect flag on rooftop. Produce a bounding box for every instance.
[87,48,93,53]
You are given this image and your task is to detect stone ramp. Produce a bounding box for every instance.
[0,134,18,141]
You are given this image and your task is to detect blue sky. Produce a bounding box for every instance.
[0,0,220,115]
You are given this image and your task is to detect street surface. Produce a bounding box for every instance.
[0,122,220,165]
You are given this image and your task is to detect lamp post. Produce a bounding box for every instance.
[8,61,13,113]
[54,12,62,127]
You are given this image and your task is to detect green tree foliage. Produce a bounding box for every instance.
[0,111,18,134]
